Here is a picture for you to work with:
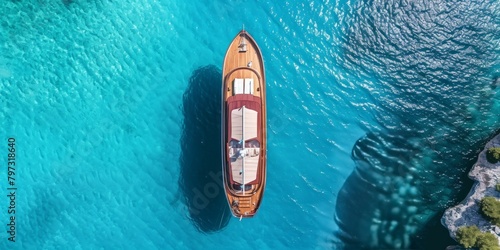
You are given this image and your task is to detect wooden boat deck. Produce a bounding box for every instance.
[222,30,267,218]
[223,33,264,101]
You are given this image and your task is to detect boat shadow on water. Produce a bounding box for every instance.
[179,65,231,233]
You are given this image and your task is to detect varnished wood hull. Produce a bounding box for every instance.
[222,30,267,218]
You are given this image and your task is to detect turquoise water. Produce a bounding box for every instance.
[0,0,499,249]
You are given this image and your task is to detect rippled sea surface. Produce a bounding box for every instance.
[0,0,499,249]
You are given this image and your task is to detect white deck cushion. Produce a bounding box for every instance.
[244,78,254,94]
[233,78,244,95]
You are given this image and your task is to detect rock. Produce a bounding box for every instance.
[441,133,500,245]
[445,245,465,250]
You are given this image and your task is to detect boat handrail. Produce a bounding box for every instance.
[224,66,262,86]
[241,105,245,195]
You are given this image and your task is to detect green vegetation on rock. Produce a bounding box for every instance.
[456,226,500,250]
[481,197,500,226]
[487,147,500,163]
[477,233,500,250]
[496,183,500,192]
[457,226,481,248]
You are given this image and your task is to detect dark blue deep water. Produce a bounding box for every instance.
[0,0,499,249]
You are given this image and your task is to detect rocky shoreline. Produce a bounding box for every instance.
[441,133,500,245]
